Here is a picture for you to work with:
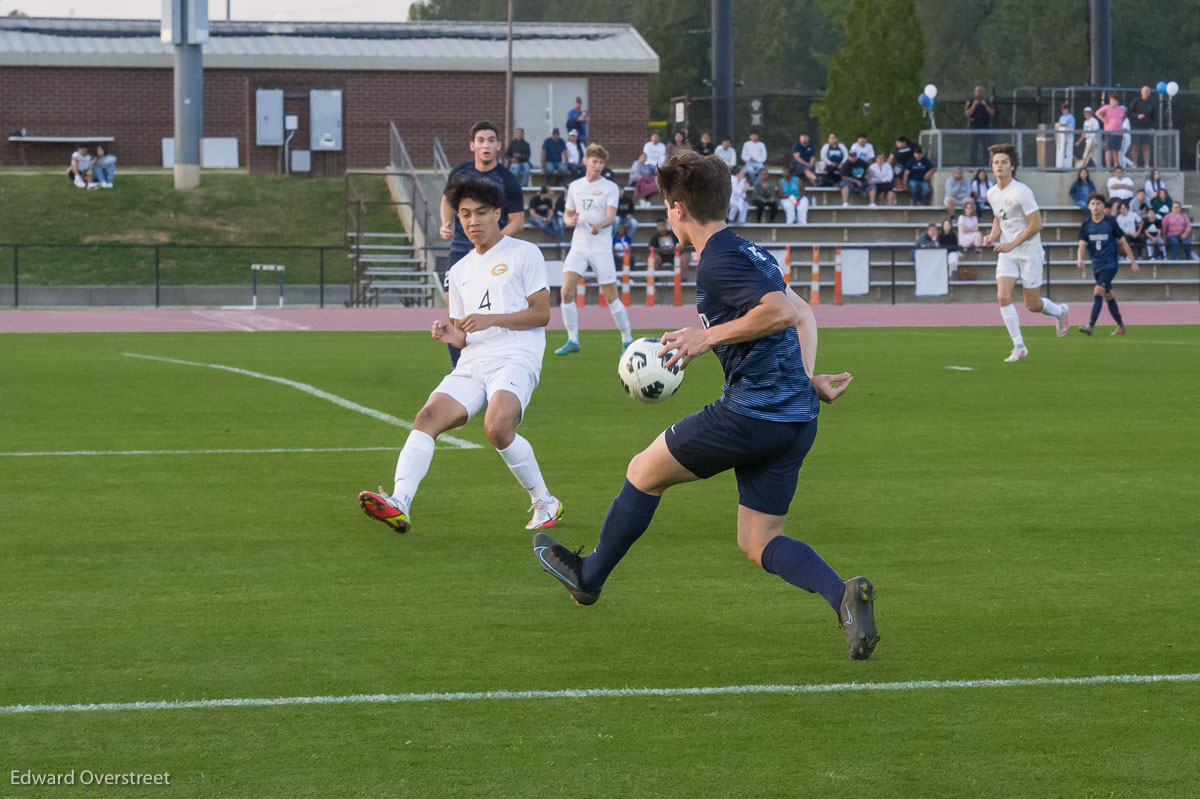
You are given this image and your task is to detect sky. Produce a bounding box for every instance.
[4,0,418,22]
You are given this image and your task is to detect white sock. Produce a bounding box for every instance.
[497,434,549,502]
[609,297,632,342]
[1040,297,1064,317]
[561,302,579,344]
[1000,303,1024,347]
[392,430,435,511]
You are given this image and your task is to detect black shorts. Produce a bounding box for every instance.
[1093,266,1118,291]
[1104,133,1123,152]
[872,182,892,194]
[665,400,818,516]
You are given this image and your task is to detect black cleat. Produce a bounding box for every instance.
[1078,324,1094,336]
[533,533,601,606]
[839,576,879,660]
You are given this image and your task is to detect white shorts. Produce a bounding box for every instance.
[995,245,1045,289]
[432,358,540,423]
[563,246,618,285]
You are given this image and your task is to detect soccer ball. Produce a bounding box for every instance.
[618,337,685,403]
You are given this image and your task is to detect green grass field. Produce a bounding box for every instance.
[2,325,1198,797]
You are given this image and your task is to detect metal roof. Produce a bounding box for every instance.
[0,17,658,73]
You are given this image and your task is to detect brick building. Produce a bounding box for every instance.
[0,17,657,175]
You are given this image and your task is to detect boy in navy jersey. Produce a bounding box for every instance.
[1077,192,1139,335]
[533,150,879,660]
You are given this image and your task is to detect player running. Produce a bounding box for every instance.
[1077,192,1139,335]
[532,150,879,660]
[359,177,563,533]
[983,142,1070,362]
[554,143,633,355]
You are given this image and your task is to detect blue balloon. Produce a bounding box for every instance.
[1156,80,1168,94]
[918,93,933,108]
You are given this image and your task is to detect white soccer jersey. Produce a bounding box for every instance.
[447,236,549,371]
[565,176,620,250]
[987,179,1042,250]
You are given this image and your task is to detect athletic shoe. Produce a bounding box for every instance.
[554,341,581,356]
[1111,326,1126,336]
[1004,345,1028,363]
[73,176,86,188]
[526,496,563,530]
[533,532,600,606]
[357,487,411,533]
[621,338,633,351]
[839,576,879,660]
[1078,324,1094,336]
[1055,304,1070,338]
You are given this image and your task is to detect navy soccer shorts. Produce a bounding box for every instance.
[1093,266,1118,292]
[664,400,818,516]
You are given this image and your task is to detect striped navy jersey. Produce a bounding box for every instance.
[695,228,819,422]
[1079,215,1125,272]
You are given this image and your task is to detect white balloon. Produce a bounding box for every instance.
[1166,81,1180,97]
[923,84,938,99]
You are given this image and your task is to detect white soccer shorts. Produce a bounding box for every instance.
[563,246,618,285]
[432,358,540,423]
[995,244,1045,289]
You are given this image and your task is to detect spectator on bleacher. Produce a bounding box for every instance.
[627,153,651,187]
[565,97,589,143]
[1128,86,1156,168]
[612,222,633,266]
[1115,202,1146,254]
[818,133,848,185]
[957,197,983,253]
[648,218,687,274]
[1129,188,1148,216]
[789,133,818,182]
[695,132,716,157]
[1142,208,1166,259]
[714,136,737,169]
[838,151,869,206]
[92,145,116,188]
[564,131,585,179]
[642,131,667,168]
[1150,187,1174,218]
[944,167,971,215]
[903,146,936,206]
[1144,169,1167,202]
[740,130,768,182]
[667,130,690,159]
[1076,106,1101,168]
[68,145,97,189]
[505,128,532,186]
[778,172,809,225]
[1119,119,1136,170]
[1096,92,1127,170]
[528,185,563,240]
[938,218,961,277]
[1105,166,1135,210]
[849,133,875,162]
[633,158,660,208]
[728,166,749,224]
[970,169,994,214]
[913,222,940,263]
[889,136,914,176]
[964,86,995,166]
[867,152,894,207]
[615,191,639,238]
[1162,202,1196,261]
[541,128,569,183]
[1069,167,1096,214]
[749,169,780,223]
[1055,103,1076,169]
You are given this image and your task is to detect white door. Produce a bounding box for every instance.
[514,78,588,141]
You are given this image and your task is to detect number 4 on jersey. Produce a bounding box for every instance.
[478,289,491,310]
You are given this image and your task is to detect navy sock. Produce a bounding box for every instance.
[760,536,845,611]
[580,480,661,591]
[1107,298,1123,327]
[1090,295,1103,326]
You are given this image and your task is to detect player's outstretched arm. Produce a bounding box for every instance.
[1119,237,1140,272]
[786,288,852,403]
[661,291,798,369]
[460,289,551,333]
[811,372,853,404]
[439,194,455,241]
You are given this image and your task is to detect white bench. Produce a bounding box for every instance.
[7,135,114,167]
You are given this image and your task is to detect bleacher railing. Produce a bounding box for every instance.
[919,128,1181,171]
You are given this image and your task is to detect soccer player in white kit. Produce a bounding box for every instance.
[358,177,563,533]
[982,143,1070,362]
[554,144,634,355]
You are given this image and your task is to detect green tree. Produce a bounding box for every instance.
[815,0,925,144]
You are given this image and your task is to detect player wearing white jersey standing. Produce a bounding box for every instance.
[358,177,563,533]
[983,142,1070,362]
[554,144,633,355]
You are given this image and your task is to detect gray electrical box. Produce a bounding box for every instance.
[309,89,343,152]
[256,89,284,146]
[291,150,312,173]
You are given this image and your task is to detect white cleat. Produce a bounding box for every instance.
[1004,345,1029,363]
[526,496,563,530]
[1055,304,1070,338]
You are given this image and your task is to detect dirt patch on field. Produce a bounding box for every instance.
[81,231,172,244]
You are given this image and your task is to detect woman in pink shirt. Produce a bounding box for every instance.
[1096,93,1127,169]
[1162,202,1195,260]
[957,197,983,252]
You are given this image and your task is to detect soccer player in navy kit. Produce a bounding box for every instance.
[1077,192,1139,335]
[439,122,526,364]
[533,150,879,660]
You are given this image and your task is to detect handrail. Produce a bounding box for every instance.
[432,136,451,177]
[918,127,1181,171]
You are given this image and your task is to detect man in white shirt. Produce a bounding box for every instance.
[358,177,562,533]
[642,132,667,168]
[740,130,768,182]
[714,136,737,169]
[564,131,584,178]
[555,143,631,356]
[867,153,894,207]
[982,143,1070,362]
[1105,166,1135,210]
[848,133,875,162]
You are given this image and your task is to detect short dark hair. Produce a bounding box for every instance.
[988,142,1020,171]
[445,176,505,211]
[912,145,923,155]
[656,150,732,223]
[469,121,500,140]
[1087,192,1107,205]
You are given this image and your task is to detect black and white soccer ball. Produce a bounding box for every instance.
[618,337,685,403]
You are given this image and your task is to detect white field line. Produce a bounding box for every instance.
[3,672,1197,717]
[945,366,975,371]
[122,353,481,450]
[0,446,462,458]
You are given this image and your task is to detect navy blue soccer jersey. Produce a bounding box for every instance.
[448,162,525,253]
[695,228,819,422]
[1079,215,1124,271]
